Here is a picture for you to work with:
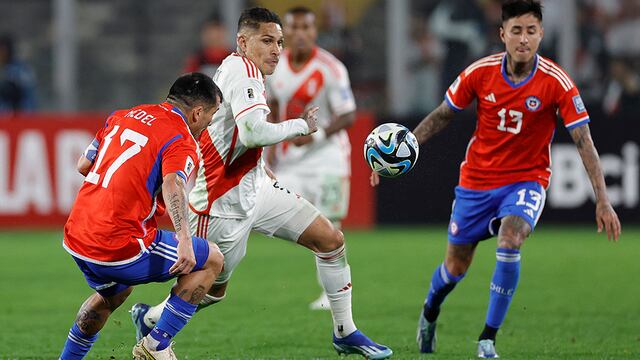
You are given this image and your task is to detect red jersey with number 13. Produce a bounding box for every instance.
[445,52,590,190]
[63,102,198,264]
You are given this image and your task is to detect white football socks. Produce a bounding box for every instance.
[315,244,357,338]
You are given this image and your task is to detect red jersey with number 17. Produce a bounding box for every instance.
[63,102,198,264]
[445,52,590,190]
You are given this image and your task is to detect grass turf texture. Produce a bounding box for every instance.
[0,226,638,359]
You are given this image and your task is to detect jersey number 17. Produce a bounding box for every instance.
[86,126,149,188]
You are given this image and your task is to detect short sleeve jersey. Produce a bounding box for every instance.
[63,103,199,264]
[266,47,357,176]
[445,53,590,190]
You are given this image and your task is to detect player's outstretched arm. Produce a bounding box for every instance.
[569,124,621,241]
[162,173,197,274]
[236,107,318,148]
[412,101,456,145]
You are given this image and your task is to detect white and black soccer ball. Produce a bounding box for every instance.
[364,123,419,178]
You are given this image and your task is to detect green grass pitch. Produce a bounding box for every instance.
[0,226,638,359]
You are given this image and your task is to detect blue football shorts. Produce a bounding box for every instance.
[71,230,210,297]
[448,181,546,245]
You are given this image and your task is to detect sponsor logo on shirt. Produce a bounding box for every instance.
[525,96,541,111]
[572,95,586,113]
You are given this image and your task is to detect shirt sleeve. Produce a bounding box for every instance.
[327,62,357,116]
[229,77,271,121]
[445,68,477,112]
[558,85,590,130]
[84,115,113,161]
[161,136,198,183]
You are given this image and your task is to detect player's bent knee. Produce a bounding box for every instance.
[205,242,224,274]
[498,216,531,249]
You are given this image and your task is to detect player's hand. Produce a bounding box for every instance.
[302,106,319,135]
[291,135,313,146]
[370,171,380,187]
[595,201,621,242]
[170,236,197,275]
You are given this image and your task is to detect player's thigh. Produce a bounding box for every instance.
[193,212,253,285]
[70,256,131,298]
[252,177,321,242]
[81,230,211,287]
[448,185,500,245]
[495,181,546,234]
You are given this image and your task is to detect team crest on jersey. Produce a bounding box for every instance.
[525,96,541,112]
[572,95,586,113]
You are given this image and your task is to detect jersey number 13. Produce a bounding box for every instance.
[497,108,523,134]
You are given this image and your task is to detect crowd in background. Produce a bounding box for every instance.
[0,0,638,121]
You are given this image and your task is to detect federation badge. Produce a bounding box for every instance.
[525,96,541,112]
[450,221,459,235]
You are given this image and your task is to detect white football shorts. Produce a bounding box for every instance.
[189,176,320,284]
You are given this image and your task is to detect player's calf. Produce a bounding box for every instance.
[480,216,528,344]
[139,241,223,352]
[61,288,133,359]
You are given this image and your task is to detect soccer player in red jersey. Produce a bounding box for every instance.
[59,73,224,360]
[373,0,621,358]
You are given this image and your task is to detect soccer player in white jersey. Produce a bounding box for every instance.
[265,6,357,311]
[131,8,392,359]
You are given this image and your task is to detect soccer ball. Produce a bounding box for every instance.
[363,123,419,178]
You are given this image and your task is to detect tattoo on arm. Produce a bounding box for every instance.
[168,191,184,233]
[570,125,608,202]
[412,101,456,144]
[163,175,189,236]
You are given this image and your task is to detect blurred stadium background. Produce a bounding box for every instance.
[0,0,638,358]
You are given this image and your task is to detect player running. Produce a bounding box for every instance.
[59,73,224,360]
[265,6,357,311]
[131,7,392,359]
[372,0,621,358]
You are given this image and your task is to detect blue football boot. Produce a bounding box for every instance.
[417,307,437,353]
[333,330,393,359]
[130,303,153,342]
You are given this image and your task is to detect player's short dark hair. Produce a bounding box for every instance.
[285,6,315,17]
[167,72,222,109]
[237,7,282,33]
[501,0,543,23]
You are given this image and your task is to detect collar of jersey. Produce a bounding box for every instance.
[501,53,538,89]
[163,102,188,124]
